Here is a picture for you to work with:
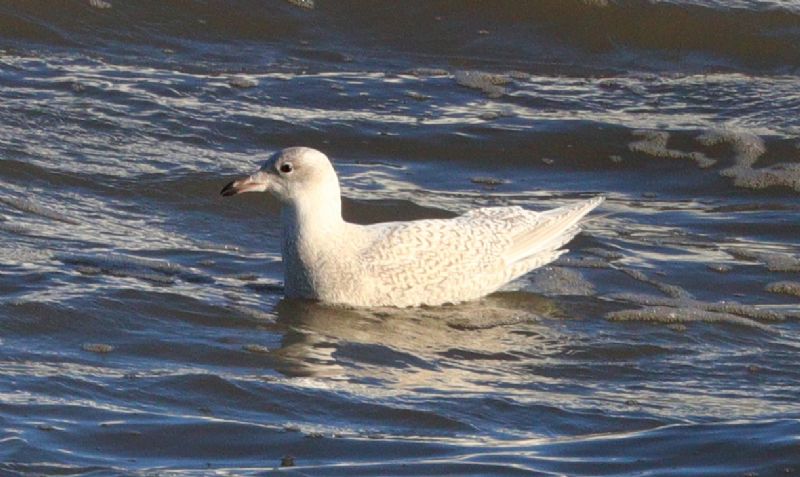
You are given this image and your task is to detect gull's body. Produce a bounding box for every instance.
[222,147,603,307]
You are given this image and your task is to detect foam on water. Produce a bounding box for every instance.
[0,195,81,225]
[2,1,800,474]
[618,267,692,300]
[697,128,800,192]
[608,292,787,322]
[766,281,800,298]
[453,70,511,98]
[629,130,716,168]
[58,253,213,284]
[727,247,800,272]
[607,306,774,331]
[626,126,800,193]
[527,266,596,296]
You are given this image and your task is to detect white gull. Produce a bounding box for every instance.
[221,147,603,307]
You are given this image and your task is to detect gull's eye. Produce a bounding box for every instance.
[279,163,293,174]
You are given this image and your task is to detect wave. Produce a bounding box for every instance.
[1,0,799,72]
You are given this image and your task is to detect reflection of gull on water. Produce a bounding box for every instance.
[268,293,561,380]
[222,147,603,307]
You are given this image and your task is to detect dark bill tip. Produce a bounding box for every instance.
[220,180,239,197]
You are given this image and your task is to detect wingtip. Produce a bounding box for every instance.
[581,195,605,212]
[575,195,605,213]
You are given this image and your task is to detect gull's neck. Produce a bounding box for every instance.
[279,174,349,300]
[280,180,346,242]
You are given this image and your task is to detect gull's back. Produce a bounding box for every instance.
[349,196,604,307]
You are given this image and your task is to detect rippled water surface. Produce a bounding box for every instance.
[1,1,799,475]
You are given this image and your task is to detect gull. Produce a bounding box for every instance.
[221,147,603,307]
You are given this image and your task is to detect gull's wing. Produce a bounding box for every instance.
[359,197,603,305]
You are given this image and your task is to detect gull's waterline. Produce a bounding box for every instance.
[221,147,603,307]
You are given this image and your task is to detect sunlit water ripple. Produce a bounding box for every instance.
[1,1,799,475]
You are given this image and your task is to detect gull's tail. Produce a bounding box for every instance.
[504,196,604,275]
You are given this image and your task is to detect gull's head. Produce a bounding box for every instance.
[220,147,339,205]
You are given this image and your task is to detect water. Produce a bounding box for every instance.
[1,1,799,475]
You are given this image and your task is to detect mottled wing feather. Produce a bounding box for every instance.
[362,217,505,280]
[358,197,604,304]
[504,197,604,262]
[359,208,539,286]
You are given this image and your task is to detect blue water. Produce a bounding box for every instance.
[1,1,799,475]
